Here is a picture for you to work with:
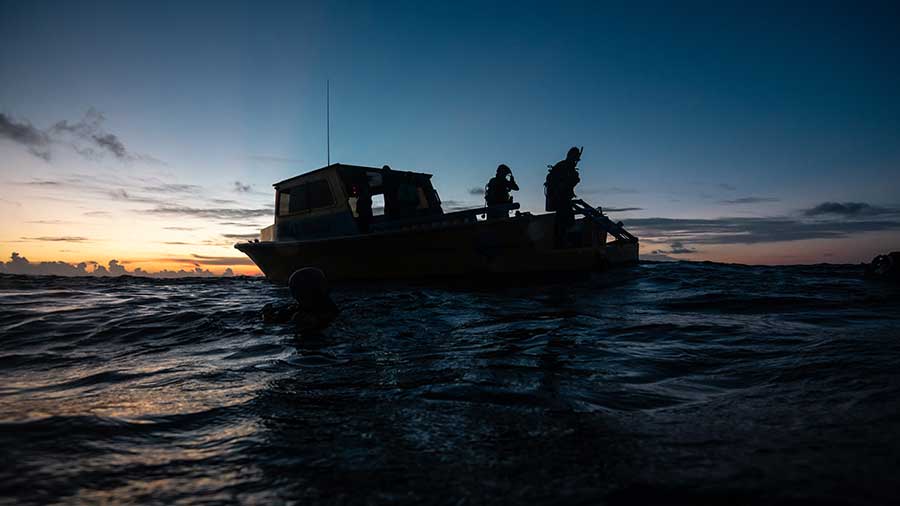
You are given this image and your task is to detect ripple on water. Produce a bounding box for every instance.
[0,264,898,504]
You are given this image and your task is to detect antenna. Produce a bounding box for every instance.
[326,79,330,166]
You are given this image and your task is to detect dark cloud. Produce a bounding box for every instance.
[26,220,77,225]
[233,181,252,193]
[108,189,166,205]
[627,213,900,245]
[2,108,159,163]
[468,187,485,195]
[92,133,127,159]
[223,233,259,241]
[142,183,201,194]
[143,205,272,220]
[803,201,894,217]
[0,113,52,160]
[23,180,64,187]
[652,240,697,255]
[219,221,265,227]
[718,197,780,205]
[20,236,90,242]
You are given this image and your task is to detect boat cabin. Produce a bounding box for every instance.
[264,164,448,242]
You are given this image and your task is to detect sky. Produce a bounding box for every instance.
[1,0,899,275]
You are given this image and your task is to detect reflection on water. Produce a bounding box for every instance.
[1,262,899,504]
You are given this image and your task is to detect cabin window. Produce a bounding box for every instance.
[278,179,334,216]
[288,186,309,213]
[416,188,430,209]
[307,179,334,209]
[278,191,291,215]
[372,194,385,216]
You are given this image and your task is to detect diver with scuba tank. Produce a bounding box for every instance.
[545,147,583,248]
[484,164,520,219]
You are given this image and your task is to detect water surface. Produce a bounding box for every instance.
[2,262,899,504]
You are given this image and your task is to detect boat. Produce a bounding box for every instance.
[235,163,639,282]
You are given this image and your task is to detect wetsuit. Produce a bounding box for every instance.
[546,159,580,247]
[485,175,519,219]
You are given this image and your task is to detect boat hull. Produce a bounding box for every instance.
[236,213,638,282]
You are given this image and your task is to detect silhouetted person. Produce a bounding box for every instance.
[865,251,900,281]
[484,164,519,219]
[545,147,582,248]
[261,267,338,330]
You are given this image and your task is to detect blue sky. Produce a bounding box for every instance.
[1,0,899,271]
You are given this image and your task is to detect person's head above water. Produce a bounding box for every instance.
[496,164,511,177]
[288,267,333,312]
[566,146,582,162]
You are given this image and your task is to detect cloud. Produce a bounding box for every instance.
[582,186,640,195]
[468,186,485,195]
[107,188,167,205]
[441,200,476,212]
[219,221,265,227]
[84,211,111,217]
[718,183,737,191]
[652,240,696,255]
[0,252,243,278]
[163,226,196,231]
[627,210,900,245]
[143,205,273,220]
[0,113,52,160]
[2,108,159,163]
[604,207,643,212]
[142,183,200,194]
[803,201,894,217]
[191,254,255,265]
[26,220,77,225]
[92,133,127,159]
[152,254,255,266]
[718,197,780,205]
[223,233,259,241]
[233,181,252,193]
[20,236,90,242]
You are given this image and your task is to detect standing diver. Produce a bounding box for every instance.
[545,147,582,248]
[484,164,519,219]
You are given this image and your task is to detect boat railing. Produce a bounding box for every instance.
[571,199,638,243]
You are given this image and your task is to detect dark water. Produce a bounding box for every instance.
[2,262,900,505]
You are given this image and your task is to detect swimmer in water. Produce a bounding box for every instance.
[261,267,339,330]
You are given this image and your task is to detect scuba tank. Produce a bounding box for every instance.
[544,164,556,211]
[545,147,583,211]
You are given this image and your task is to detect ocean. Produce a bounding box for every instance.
[1,261,899,505]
